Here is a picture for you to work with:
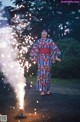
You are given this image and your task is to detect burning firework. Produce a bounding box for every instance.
[0,8,29,111]
[0,6,37,118]
[15,109,27,119]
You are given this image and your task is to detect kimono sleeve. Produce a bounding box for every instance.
[50,40,61,63]
[30,40,39,63]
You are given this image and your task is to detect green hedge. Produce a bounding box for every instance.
[52,58,80,78]
[51,38,80,78]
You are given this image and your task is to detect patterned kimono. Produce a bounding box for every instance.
[30,38,61,92]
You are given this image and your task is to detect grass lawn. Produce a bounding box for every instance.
[27,76,80,85]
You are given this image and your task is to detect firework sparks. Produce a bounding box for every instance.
[0,6,37,113]
[0,26,26,109]
[0,9,31,110]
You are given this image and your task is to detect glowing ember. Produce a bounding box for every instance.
[34,108,37,111]
[34,112,37,115]
[30,84,33,88]
[36,101,39,103]
[33,61,36,64]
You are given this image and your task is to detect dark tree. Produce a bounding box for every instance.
[5,0,80,78]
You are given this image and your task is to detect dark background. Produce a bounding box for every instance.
[0,0,80,79]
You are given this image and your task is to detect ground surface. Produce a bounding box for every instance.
[0,78,80,122]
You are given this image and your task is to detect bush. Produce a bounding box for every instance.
[52,58,80,79]
[51,38,80,78]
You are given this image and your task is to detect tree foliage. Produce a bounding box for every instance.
[1,0,80,79]
[9,0,80,41]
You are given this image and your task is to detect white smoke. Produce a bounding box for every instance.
[0,9,26,109]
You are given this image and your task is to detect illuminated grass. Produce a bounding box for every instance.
[27,77,80,85]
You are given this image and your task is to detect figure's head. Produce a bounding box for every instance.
[41,30,48,38]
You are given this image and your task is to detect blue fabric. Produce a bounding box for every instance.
[30,38,61,92]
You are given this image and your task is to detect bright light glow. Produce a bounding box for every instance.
[16,82,26,109]
[0,8,35,110]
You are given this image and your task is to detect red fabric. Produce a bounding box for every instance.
[39,48,51,54]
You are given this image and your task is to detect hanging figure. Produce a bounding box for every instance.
[30,30,61,96]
